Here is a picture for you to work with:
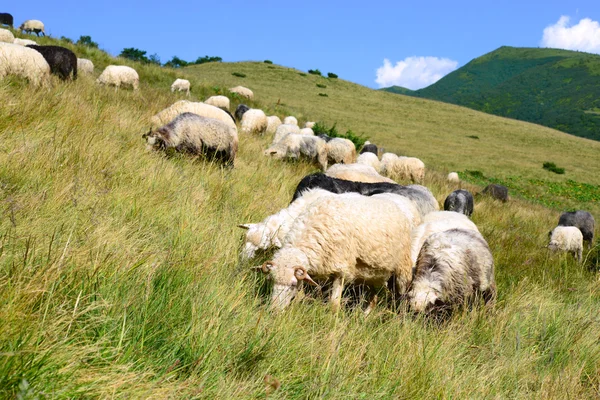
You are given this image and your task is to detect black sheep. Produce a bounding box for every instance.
[0,13,13,27]
[234,104,249,122]
[558,210,595,248]
[482,184,508,202]
[360,143,378,155]
[443,190,474,217]
[26,45,77,81]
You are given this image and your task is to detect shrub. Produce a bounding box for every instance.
[466,135,480,139]
[267,66,275,69]
[543,162,565,174]
[76,35,98,48]
[308,69,322,76]
[298,73,307,77]
[195,55,222,64]
[264,60,273,64]
[327,72,338,79]
[318,93,328,97]
[60,36,73,44]
[313,122,368,148]
[164,56,188,68]
[232,72,246,78]
[120,48,151,63]
[465,170,485,179]
[316,83,327,88]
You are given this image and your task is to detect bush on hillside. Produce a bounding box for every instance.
[60,36,73,44]
[264,60,273,64]
[120,48,159,65]
[543,161,565,174]
[232,72,246,78]
[195,55,222,64]
[308,69,322,76]
[466,135,480,139]
[313,122,368,148]
[77,35,98,48]
[327,72,338,79]
[164,56,188,68]
[318,93,328,97]
[298,72,307,77]
[316,83,327,88]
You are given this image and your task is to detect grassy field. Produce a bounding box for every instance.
[1,35,600,398]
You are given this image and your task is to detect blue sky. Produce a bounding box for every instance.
[7,1,600,89]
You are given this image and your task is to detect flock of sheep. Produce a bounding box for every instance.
[1,13,596,315]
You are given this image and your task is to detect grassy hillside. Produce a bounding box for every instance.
[1,34,600,398]
[395,46,600,141]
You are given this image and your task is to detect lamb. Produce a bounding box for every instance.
[19,20,45,36]
[409,229,496,313]
[77,58,94,75]
[96,65,139,91]
[205,95,230,111]
[229,85,253,99]
[234,104,250,122]
[326,138,356,165]
[27,45,77,80]
[256,195,414,310]
[0,28,14,43]
[143,112,238,166]
[266,116,282,135]
[299,127,314,136]
[380,153,425,183]
[241,109,267,134]
[0,13,13,28]
[447,172,460,184]
[13,38,37,46]
[547,226,584,262]
[283,116,298,126]
[557,210,595,249]
[443,190,474,217]
[360,142,378,155]
[482,184,509,202]
[0,42,50,86]
[171,78,190,96]
[150,100,236,130]
[326,163,394,183]
[304,121,315,129]
[356,152,380,172]
[272,123,301,144]
[264,134,328,171]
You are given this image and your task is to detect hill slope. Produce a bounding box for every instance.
[391,46,600,141]
[380,85,414,95]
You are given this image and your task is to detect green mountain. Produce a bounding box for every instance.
[380,85,414,95]
[388,46,600,141]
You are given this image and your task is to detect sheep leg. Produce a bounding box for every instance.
[330,276,344,312]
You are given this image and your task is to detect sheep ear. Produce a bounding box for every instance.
[237,223,254,230]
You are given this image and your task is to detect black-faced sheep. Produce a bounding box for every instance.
[482,184,509,202]
[26,45,77,80]
[143,112,238,166]
[557,210,595,249]
[443,190,474,217]
[0,13,13,28]
[19,20,45,36]
[547,226,583,262]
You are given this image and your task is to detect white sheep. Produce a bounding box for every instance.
[19,20,45,36]
[96,65,139,91]
[299,127,314,136]
[447,172,460,183]
[150,100,236,131]
[266,116,282,135]
[205,95,230,110]
[241,109,268,134]
[371,192,422,228]
[13,38,37,46]
[0,42,50,86]
[304,121,316,129]
[547,226,583,262]
[356,152,380,172]
[171,78,191,96]
[0,28,14,43]
[272,123,301,144]
[325,163,395,183]
[381,153,425,183]
[283,116,298,126]
[409,229,496,313]
[326,138,356,165]
[256,194,414,310]
[229,85,253,99]
[76,58,94,75]
[264,134,328,170]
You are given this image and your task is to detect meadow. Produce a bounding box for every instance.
[0,35,599,398]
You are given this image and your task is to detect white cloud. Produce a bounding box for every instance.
[541,16,600,53]
[375,56,458,90]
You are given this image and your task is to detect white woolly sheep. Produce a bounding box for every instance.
[266,116,282,135]
[257,194,414,310]
[77,58,94,75]
[547,226,583,262]
[229,85,253,99]
[264,134,328,171]
[272,123,301,144]
[371,192,422,228]
[409,229,496,313]
[19,20,45,36]
[447,172,460,183]
[241,108,268,135]
[143,112,238,166]
[304,121,315,129]
[13,38,37,46]
[0,42,50,86]
[204,95,230,110]
[326,138,356,165]
[558,211,595,249]
[325,163,395,183]
[283,116,298,126]
[171,78,190,96]
[299,127,314,136]
[381,153,425,183]
[96,65,139,91]
[0,28,14,43]
[356,152,380,172]
[150,100,236,130]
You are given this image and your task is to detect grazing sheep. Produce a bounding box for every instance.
[26,45,77,80]
[0,28,14,43]
[264,134,328,170]
[205,95,230,110]
[443,190,474,217]
[76,58,94,75]
[326,138,356,165]
[356,152,380,172]
[229,85,253,99]
[13,38,37,46]
[0,13,13,28]
[360,143,378,155]
[371,192,422,228]
[547,226,583,262]
[482,184,509,202]
[241,109,267,134]
[299,127,314,136]
[409,229,496,313]
[266,116,282,135]
[326,163,394,183]
[151,100,236,130]
[96,65,139,91]
[234,104,250,122]
[447,172,460,183]
[19,20,45,36]
[304,121,315,129]
[143,112,238,166]
[0,42,50,86]
[381,153,425,183]
[272,123,301,144]
[283,116,298,126]
[256,195,414,310]
[557,211,595,249]
[171,78,190,96]
[316,133,333,142]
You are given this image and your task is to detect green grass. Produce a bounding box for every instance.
[1,33,600,398]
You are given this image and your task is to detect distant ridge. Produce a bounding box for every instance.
[380,86,414,95]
